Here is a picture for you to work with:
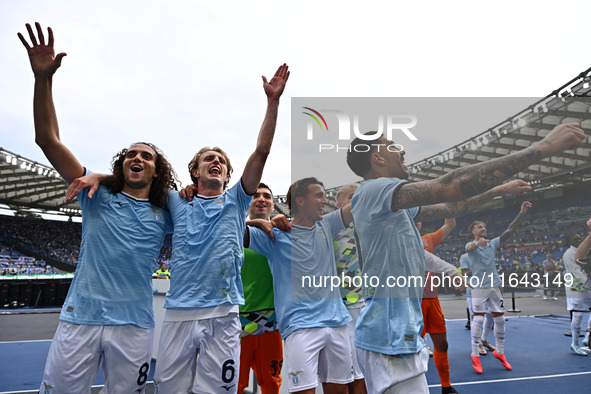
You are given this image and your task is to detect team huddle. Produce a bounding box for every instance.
[18,22,587,394]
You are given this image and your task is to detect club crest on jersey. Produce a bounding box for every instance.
[150,207,162,220]
[316,229,326,240]
[289,370,302,385]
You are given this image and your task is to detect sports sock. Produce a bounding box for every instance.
[493,315,506,354]
[433,350,451,388]
[471,315,484,357]
[482,313,493,341]
[571,311,584,346]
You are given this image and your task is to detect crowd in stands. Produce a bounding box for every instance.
[423,193,591,282]
[0,215,80,266]
[0,214,171,276]
[0,243,57,275]
[1,192,590,280]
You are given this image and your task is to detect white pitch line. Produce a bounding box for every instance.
[0,339,52,344]
[0,382,154,394]
[427,370,591,387]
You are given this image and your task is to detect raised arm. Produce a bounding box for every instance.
[440,217,456,240]
[575,217,591,261]
[241,64,290,194]
[340,203,353,228]
[499,201,531,245]
[415,179,531,222]
[394,123,585,210]
[18,22,83,184]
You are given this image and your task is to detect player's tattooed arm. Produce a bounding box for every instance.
[499,201,531,245]
[393,123,585,211]
[415,180,531,222]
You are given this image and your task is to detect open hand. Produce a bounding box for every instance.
[18,22,67,77]
[263,63,290,101]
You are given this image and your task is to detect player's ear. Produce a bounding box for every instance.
[296,196,305,209]
[371,151,385,166]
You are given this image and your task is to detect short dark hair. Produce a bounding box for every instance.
[258,182,273,197]
[565,232,579,248]
[346,131,383,177]
[286,177,324,216]
[468,221,486,233]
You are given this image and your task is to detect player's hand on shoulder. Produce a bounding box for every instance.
[248,219,275,241]
[179,184,198,201]
[66,172,103,202]
[271,214,291,232]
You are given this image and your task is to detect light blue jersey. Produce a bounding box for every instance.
[459,254,471,297]
[463,237,501,288]
[61,184,172,329]
[165,180,252,309]
[351,177,425,356]
[248,210,352,339]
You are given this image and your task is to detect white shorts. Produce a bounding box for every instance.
[567,297,591,311]
[284,325,354,392]
[471,287,505,314]
[347,304,365,380]
[154,313,240,394]
[40,321,153,394]
[356,347,429,394]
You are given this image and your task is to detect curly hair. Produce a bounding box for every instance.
[103,142,179,209]
[187,147,233,190]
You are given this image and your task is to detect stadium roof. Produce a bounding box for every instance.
[1,68,590,219]
[273,67,591,217]
[0,147,81,217]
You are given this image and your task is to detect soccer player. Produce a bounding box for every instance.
[153,64,289,393]
[415,218,458,394]
[463,201,532,373]
[346,123,584,393]
[238,183,284,394]
[19,23,177,393]
[247,177,354,394]
[563,219,591,355]
[333,183,367,394]
[460,253,495,357]
[542,253,559,300]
